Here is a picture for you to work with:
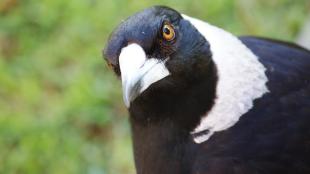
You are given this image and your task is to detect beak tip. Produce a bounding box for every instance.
[124,100,130,108]
[123,81,142,108]
[122,86,131,108]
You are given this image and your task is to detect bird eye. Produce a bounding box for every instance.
[162,23,175,41]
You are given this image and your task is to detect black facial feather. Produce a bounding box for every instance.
[104,6,182,75]
[104,5,212,76]
[166,18,212,79]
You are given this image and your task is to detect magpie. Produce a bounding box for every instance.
[103,6,310,174]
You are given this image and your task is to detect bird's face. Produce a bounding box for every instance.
[104,6,212,107]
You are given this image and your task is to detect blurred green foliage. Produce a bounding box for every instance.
[0,0,309,173]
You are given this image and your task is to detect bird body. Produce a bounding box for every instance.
[104,6,310,174]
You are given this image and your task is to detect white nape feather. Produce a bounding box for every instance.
[182,15,269,144]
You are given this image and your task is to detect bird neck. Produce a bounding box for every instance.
[128,61,217,174]
[130,117,192,174]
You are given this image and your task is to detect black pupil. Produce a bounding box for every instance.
[163,27,171,35]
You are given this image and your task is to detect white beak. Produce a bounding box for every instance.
[119,43,170,107]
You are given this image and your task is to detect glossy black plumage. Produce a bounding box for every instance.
[188,37,310,174]
[129,37,310,174]
[103,6,310,174]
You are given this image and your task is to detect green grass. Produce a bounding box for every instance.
[0,0,309,173]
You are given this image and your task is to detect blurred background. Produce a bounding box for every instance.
[0,0,309,173]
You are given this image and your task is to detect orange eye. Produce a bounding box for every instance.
[162,24,175,41]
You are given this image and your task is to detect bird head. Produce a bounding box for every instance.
[104,6,213,108]
[103,6,268,142]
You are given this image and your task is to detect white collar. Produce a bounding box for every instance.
[182,15,269,143]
